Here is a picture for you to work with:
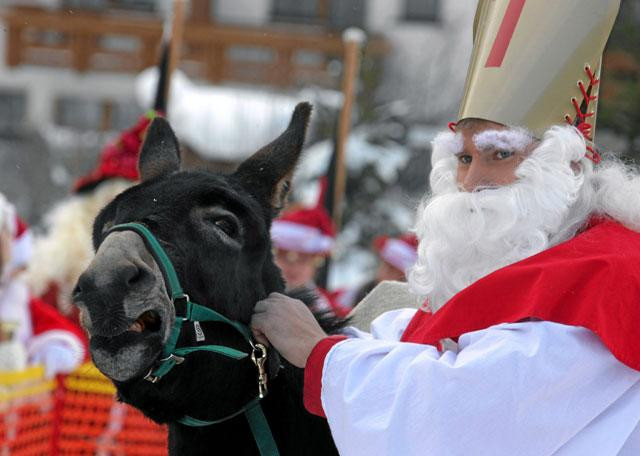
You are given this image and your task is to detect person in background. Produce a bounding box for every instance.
[271,205,349,317]
[0,192,86,377]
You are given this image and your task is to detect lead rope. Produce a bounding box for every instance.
[108,223,279,456]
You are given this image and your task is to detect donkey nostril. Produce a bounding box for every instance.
[73,270,94,301]
[123,265,144,287]
[121,261,153,289]
[72,282,83,298]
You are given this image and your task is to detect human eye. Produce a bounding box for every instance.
[457,154,472,165]
[495,149,514,160]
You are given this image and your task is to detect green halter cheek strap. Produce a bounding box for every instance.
[107,222,279,456]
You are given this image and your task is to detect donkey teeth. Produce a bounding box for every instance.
[129,310,161,333]
[129,321,144,333]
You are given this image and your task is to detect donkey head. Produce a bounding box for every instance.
[73,103,311,422]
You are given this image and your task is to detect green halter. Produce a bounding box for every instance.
[108,222,279,456]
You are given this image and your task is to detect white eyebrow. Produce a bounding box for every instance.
[473,128,534,152]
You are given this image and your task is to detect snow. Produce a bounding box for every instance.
[289,126,417,290]
[135,68,341,162]
[295,127,411,184]
[327,246,377,290]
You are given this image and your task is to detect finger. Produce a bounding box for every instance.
[250,312,273,336]
[250,311,265,330]
[253,299,270,313]
[251,328,270,347]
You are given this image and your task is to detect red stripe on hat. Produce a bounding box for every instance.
[485,0,526,68]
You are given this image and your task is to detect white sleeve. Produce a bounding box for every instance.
[341,308,418,340]
[321,321,640,456]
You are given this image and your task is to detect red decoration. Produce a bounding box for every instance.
[73,112,158,193]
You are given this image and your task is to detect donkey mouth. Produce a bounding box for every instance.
[129,309,162,333]
[89,307,169,382]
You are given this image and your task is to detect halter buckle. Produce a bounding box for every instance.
[143,354,185,383]
[251,343,268,399]
[160,353,185,364]
[173,293,190,306]
[144,369,160,384]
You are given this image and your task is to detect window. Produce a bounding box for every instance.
[272,0,365,30]
[55,97,140,131]
[55,97,103,130]
[404,0,440,23]
[107,0,156,12]
[0,91,26,130]
[329,0,364,31]
[272,0,319,24]
[61,0,156,13]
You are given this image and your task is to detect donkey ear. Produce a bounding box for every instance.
[138,117,181,182]
[234,102,312,215]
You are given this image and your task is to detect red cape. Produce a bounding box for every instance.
[401,218,640,372]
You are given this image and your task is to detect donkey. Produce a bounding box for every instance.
[72,103,340,455]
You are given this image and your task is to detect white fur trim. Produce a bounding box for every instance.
[271,221,334,254]
[380,239,418,272]
[27,329,85,366]
[10,230,32,271]
[473,128,535,153]
[0,194,16,236]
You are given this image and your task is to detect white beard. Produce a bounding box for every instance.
[408,126,592,312]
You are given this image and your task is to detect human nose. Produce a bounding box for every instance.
[460,161,495,192]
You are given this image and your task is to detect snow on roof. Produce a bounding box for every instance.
[136,68,340,162]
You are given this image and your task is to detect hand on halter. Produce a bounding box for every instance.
[251,292,327,368]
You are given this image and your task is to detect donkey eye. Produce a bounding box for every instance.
[211,217,237,237]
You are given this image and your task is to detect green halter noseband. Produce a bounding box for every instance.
[108,222,279,456]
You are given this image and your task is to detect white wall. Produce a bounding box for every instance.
[365,0,478,123]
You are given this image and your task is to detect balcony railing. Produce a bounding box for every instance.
[2,6,388,89]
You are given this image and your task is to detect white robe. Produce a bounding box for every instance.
[317,309,640,455]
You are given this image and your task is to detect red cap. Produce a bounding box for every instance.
[373,233,419,272]
[73,111,158,193]
[271,206,336,254]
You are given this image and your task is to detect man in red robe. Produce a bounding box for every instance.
[251,1,640,454]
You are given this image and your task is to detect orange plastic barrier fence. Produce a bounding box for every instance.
[0,363,168,455]
[0,366,56,455]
